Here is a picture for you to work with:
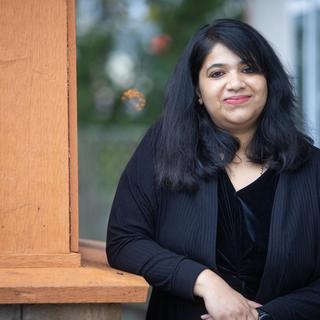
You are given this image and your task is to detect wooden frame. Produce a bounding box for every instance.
[67,0,79,253]
[0,0,149,307]
[0,0,80,267]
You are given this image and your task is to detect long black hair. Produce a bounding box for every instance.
[154,18,313,192]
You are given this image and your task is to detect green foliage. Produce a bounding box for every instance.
[77,0,243,127]
[77,30,113,122]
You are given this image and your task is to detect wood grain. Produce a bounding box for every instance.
[0,253,81,268]
[0,0,71,256]
[0,240,149,304]
[0,263,148,304]
[67,0,79,253]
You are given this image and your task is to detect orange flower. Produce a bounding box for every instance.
[121,89,146,111]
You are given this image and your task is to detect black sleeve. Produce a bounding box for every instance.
[261,277,320,319]
[106,126,207,301]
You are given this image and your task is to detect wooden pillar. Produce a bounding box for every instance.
[0,1,149,318]
[0,0,79,268]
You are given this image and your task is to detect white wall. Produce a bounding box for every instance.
[244,0,294,74]
[244,0,320,145]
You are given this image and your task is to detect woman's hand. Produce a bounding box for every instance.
[194,269,261,320]
[201,300,261,320]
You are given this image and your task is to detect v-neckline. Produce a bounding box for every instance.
[222,168,271,194]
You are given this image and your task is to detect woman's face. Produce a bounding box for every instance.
[198,43,268,135]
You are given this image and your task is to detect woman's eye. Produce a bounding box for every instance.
[209,71,224,78]
[242,66,255,73]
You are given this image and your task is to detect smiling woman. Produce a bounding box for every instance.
[197,43,269,191]
[106,19,320,320]
[197,43,268,135]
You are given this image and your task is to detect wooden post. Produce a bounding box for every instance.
[0,0,79,268]
[0,0,149,318]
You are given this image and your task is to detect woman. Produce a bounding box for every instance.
[106,19,320,320]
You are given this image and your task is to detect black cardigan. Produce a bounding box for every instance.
[106,125,320,319]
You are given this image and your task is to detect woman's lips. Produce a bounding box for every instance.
[224,95,251,105]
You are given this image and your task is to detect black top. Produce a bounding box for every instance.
[107,125,320,320]
[216,169,279,300]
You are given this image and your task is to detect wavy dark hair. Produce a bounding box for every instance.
[154,18,312,192]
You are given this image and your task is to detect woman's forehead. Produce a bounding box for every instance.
[202,43,244,67]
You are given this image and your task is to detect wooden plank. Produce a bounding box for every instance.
[0,240,149,304]
[67,0,79,253]
[0,0,70,254]
[0,253,81,268]
[0,264,148,304]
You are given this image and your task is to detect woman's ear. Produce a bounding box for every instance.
[196,89,203,105]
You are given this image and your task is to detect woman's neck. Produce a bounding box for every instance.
[231,128,256,160]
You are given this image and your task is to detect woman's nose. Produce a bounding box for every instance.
[225,73,245,91]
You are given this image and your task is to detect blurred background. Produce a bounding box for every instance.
[76,0,320,318]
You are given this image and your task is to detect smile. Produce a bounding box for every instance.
[224,95,251,105]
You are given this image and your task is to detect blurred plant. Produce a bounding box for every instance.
[76,0,244,127]
[150,34,172,55]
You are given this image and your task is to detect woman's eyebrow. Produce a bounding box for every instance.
[206,60,246,73]
[206,63,225,71]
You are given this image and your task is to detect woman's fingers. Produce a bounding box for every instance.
[195,270,261,320]
[247,299,261,319]
[249,307,259,320]
[201,304,259,320]
[201,309,258,320]
[247,299,262,308]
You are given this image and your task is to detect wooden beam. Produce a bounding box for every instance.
[0,240,149,304]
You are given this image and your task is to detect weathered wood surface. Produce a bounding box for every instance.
[0,240,149,304]
[0,264,148,304]
[67,0,80,253]
[0,0,78,265]
[0,253,81,268]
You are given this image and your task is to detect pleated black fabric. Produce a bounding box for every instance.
[106,124,320,320]
[216,169,278,301]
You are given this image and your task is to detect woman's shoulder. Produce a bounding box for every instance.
[292,144,320,176]
[308,144,320,163]
[309,144,320,154]
[143,119,162,144]
[123,120,162,178]
[131,120,161,158]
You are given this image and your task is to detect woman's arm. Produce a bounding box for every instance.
[106,129,207,300]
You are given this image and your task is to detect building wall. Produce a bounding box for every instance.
[244,0,294,73]
[244,0,320,145]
